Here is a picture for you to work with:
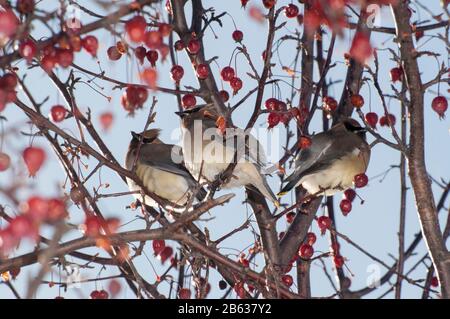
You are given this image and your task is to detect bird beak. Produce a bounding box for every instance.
[131,131,140,139]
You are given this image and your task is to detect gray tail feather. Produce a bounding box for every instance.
[278,178,298,196]
[261,164,278,175]
[250,175,280,207]
[261,176,278,203]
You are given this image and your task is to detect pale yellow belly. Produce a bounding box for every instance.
[129,165,191,206]
[300,152,368,196]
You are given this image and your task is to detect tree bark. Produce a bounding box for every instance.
[391,2,450,298]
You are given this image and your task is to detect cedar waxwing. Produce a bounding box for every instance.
[278,118,370,196]
[176,106,280,207]
[125,129,206,208]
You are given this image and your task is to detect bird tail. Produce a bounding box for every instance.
[277,179,299,197]
[195,187,208,201]
[253,175,280,208]
[261,163,279,175]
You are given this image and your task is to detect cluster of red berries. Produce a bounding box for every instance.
[123,17,173,89]
[22,28,99,73]
[221,66,243,95]
[302,0,348,33]
[0,196,68,255]
[152,239,173,264]
[174,36,201,55]
[264,98,293,128]
[107,41,128,61]
[83,215,120,238]
[363,112,396,129]
[125,16,171,55]
[0,73,17,113]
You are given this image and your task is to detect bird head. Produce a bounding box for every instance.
[130,129,161,144]
[337,118,367,140]
[175,104,218,129]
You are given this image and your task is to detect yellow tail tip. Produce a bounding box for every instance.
[277,191,287,197]
[274,200,281,208]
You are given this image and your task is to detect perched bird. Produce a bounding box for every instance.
[278,118,370,196]
[125,129,206,209]
[176,106,279,207]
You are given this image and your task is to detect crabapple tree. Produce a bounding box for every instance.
[0,0,449,299]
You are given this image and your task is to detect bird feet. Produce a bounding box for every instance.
[209,171,231,192]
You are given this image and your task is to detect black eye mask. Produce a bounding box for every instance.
[131,131,157,143]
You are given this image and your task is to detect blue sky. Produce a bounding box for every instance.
[0,0,449,299]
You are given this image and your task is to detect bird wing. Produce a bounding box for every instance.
[138,144,190,176]
[223,128,268,169]
[138,143,207,201]
[285,131,351,184]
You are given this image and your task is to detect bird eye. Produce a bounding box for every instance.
[344,121,364,132]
